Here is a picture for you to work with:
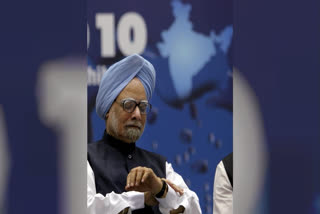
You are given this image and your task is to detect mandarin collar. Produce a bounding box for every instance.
[103,132,136,153]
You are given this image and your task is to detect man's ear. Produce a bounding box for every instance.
[105,112,109,120]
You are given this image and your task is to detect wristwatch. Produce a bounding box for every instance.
[155,179,168,198]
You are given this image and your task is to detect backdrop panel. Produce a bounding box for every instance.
[87,0,233,213]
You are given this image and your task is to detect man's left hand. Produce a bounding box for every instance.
[144,191,159,206]
[162,178,184,196]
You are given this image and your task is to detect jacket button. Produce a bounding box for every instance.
[128,154,132,159]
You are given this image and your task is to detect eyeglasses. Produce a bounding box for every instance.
[116,98,152,114]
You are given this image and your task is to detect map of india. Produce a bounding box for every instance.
[157,0,232,98]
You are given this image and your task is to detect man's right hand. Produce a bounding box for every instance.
[125,167,163,195]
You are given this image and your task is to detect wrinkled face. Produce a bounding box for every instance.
[106,78,147,143]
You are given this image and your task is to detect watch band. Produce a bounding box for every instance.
[155,179,167,198]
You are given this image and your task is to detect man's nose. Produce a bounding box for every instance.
[131,106,142,120]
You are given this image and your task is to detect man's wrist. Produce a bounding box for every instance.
[155,179,168,198]
[118,207,129,214]
[151,177,163,195]
[144,192,159,206]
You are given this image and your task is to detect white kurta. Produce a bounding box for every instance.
[213,161,233,214]
[87,161,201,214]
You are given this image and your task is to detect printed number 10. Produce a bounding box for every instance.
[95,12,147,57]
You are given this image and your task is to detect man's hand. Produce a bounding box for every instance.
[170,205,185,214]
[125,167,162,195]
[144,191,159,206]
[162,178,184,196]
[118,207,129,214]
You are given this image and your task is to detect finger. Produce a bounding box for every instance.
[163,179,184,195]
[126,169,136,189]
[141,169,150,183]
[129,169,137,188]
[126,173,131,190]
[171,184,184,195]
[135,168,144,186]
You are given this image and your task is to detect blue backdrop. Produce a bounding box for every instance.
[2,0,318,213]
[87,0,233,213]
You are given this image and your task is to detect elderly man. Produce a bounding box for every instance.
[87,54,201,214]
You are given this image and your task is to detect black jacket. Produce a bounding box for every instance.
[88,133,166,214]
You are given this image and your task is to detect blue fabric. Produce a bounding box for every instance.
[96,54,156,119]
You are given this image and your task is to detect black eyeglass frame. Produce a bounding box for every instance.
[116,98,152,114]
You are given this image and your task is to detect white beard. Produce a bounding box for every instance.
[125,127,142,142]
[108,111,144,142]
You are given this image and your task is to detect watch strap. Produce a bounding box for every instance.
[155,179,167,198]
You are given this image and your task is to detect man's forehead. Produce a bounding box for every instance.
[117,78,147,100]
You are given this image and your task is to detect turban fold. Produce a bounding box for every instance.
[96,54,156,120]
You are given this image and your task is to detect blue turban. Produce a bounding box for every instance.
[96,54,156,120]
